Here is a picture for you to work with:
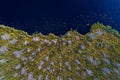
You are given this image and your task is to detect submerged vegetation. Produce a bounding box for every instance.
[0,23,120,80]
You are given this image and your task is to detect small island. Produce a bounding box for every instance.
[0,23,120,80]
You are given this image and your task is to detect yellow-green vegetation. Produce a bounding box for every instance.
[0,23,120,80]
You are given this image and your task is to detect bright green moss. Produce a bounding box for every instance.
[0,23,120,80]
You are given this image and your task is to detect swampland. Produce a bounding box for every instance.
[0,23,120,80]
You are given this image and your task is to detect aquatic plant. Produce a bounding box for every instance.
[0,23,120,80]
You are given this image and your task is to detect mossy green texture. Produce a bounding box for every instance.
[0,23,120,80]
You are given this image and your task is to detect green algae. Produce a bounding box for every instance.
[0,23,120,80]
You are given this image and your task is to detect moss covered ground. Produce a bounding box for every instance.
[0,23,120,80]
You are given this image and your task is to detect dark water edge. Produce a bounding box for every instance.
[0,14,120,36]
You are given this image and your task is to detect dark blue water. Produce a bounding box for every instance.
[0,0,120,35]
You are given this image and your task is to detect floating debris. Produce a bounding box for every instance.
[80,45,86,50]
[1,34,11,40]
[86,69,93,76]
[32,37,40,42]
[75,59,81,64]
[23,40,29,45]
[0,59,8,63]
[102,67,111,75]
[9,39,18,44]
[87,57,99,65]
[13,50,24,58]
[38,74,43,80]
[88,33,96,40]
[14,64,21,70]
[96,30,103,35]
[28,72,36,80]
[0,45,8,54]
[103,58,110,65]
[38,61,44,70]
